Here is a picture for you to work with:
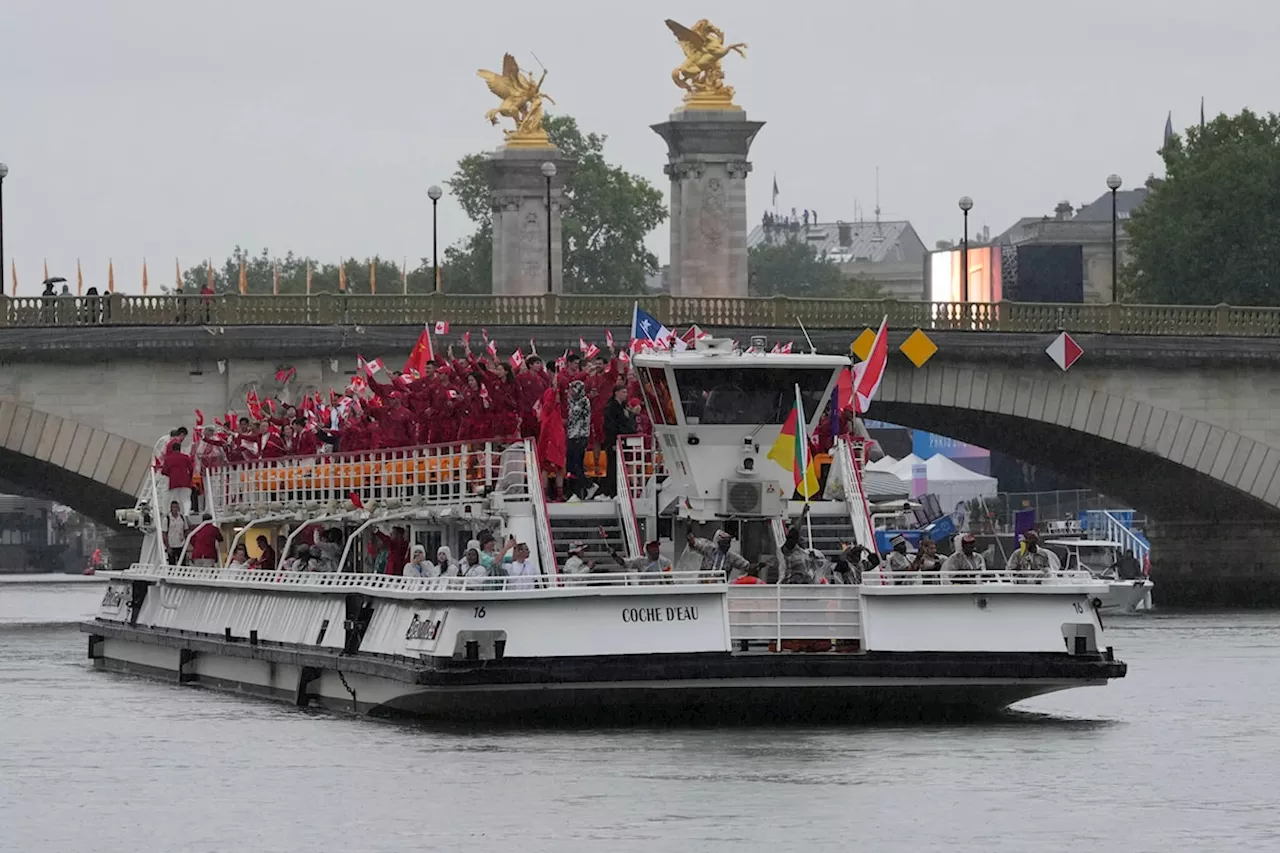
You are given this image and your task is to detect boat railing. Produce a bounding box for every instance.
[863,568,1099,586]
[727,584,862,646]
[618,434,663,499]
[123,562,722,592]
[1082,509,1151,564]
[203,441,506,516]
[615,436,643,556]
[834,438,879,555]
[522,439,559,581]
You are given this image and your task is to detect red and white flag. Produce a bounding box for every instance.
[680,324,709,347]
[852,316,889,415]
[274,366,296,385]
[434,321,450,335]
[360,356,385,378]
[780,341,793,354]
[529,338,539,356]
[405,325,433,377]
[486,338,498,357]
[605,329,615,349]
[579,337,600,360]
[510,348,525,370]
[462,330,471,346]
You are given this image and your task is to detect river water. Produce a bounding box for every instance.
[2,584,1279,853]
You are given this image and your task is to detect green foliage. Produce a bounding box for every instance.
[1124,109,1280,305]
[444,115,667,294]
[748,238,883,298]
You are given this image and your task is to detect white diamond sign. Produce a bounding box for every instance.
[1046,332,1083,371]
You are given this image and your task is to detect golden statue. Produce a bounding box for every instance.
[665,19,747,108]
[477,53,555,147]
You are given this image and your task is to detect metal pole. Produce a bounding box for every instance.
[545,174,553,294]
[0,174,6,297]
[431,197,440,293]
[961,209,969,303]
[1110,188,1119,303]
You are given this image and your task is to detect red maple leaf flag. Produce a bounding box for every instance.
[579,338,600,359]
[605,329,615,349]
[510,347,525,370]
[486,338,498,358]
[434,321,450,335]
[405,325,433,377]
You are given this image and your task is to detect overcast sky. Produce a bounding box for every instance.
[1,0,1273,294]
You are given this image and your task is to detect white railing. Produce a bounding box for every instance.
[615,436,643,557]
[204,441,504,516]
[122,562,721,592]
[1084,509,1151,564]
[834,438,879,555]
[728,585,862,644]
[618,433,662,499]
[862,568,1098,586]
[523,439,560,581]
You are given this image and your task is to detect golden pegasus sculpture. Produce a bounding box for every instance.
[477,53,555,146]
[665,18,747,106]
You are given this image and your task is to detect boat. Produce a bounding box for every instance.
[1043,538,1154,614]
[81,337,1126,721]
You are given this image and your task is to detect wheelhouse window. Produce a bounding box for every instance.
[638,366,678,426]
[672,367,836,425]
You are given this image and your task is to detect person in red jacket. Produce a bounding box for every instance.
[373,526,409,575]
[160,442,195,516]
[187,515,224,567]
[536,384,568,500]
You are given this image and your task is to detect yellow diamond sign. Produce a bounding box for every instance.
[899,328,937,368]
[851,328,876,361]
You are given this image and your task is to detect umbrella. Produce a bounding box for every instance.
[42,276,67,285]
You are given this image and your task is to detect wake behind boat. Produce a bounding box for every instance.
[82,329,1125,721]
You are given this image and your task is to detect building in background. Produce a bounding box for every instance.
[748,214,929,300]
[993,189,1149,303]
[0,494,107,573]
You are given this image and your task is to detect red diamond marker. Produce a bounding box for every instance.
[1046,332,1083,371]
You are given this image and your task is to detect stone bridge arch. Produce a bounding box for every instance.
[872,362,1280,522]
[0,400,150,528]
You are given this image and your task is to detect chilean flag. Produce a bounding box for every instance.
[852,316,889,415]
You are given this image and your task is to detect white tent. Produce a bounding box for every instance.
[867,453,926,481]
[923,454,998,515]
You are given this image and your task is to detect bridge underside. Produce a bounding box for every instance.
[0,447,135,531]
[875,404,1280,607]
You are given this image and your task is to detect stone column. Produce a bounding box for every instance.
[488,146,571,295]
[652,109,764,297]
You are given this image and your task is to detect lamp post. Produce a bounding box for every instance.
[427,184,443,293]
[1106,174,1123,303]
[541,161,557,294]
[0,163,8,297]
[957,196,973,303]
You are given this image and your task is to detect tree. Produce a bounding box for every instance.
[748,238,883,299]
[444,115,667,294]
[1124,109,1280,305]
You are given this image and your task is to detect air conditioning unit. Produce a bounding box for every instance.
[721,478,784,517]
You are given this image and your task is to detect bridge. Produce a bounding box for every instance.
[2,293,1278,605]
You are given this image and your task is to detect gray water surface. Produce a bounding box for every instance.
[2,586,1278,852]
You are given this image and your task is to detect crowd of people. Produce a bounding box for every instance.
[156,337,659,505]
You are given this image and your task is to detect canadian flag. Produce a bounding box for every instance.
[363,357,386,378]
[681,324,710,347]
[486,338,498,357]
[579,337,600,360]
[434,321,450,335]
[780,341,793,354]
[605,329,615,349]
[529,338,539,355]
[510,347,526,369]
[852,316,889,415]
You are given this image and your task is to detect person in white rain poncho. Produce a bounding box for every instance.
[459,540,488,583]
[435,546,457,577]
[404,544,439,579]
[684,529,751,580]
[562,541,594,575]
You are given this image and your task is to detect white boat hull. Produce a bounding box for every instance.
[1091,580,1155,614]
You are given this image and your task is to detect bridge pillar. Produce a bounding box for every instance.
[1147,519,1280,607]
[487,145,571,296]
[652,109,764,297]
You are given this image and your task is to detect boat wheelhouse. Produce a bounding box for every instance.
[83,338,1125,721]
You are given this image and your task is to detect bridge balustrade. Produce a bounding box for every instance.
[2,293,1275,335]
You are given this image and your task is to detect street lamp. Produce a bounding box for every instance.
[1106,174,1123,303]
[957,196,973,303]
[541,161,557,294]
[427,184,443,293]
[0,163,8,297]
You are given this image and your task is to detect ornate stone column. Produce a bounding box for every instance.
[652,109,764,297]
[488,146,572,295]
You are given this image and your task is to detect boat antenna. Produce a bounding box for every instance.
[795,316,817,354]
